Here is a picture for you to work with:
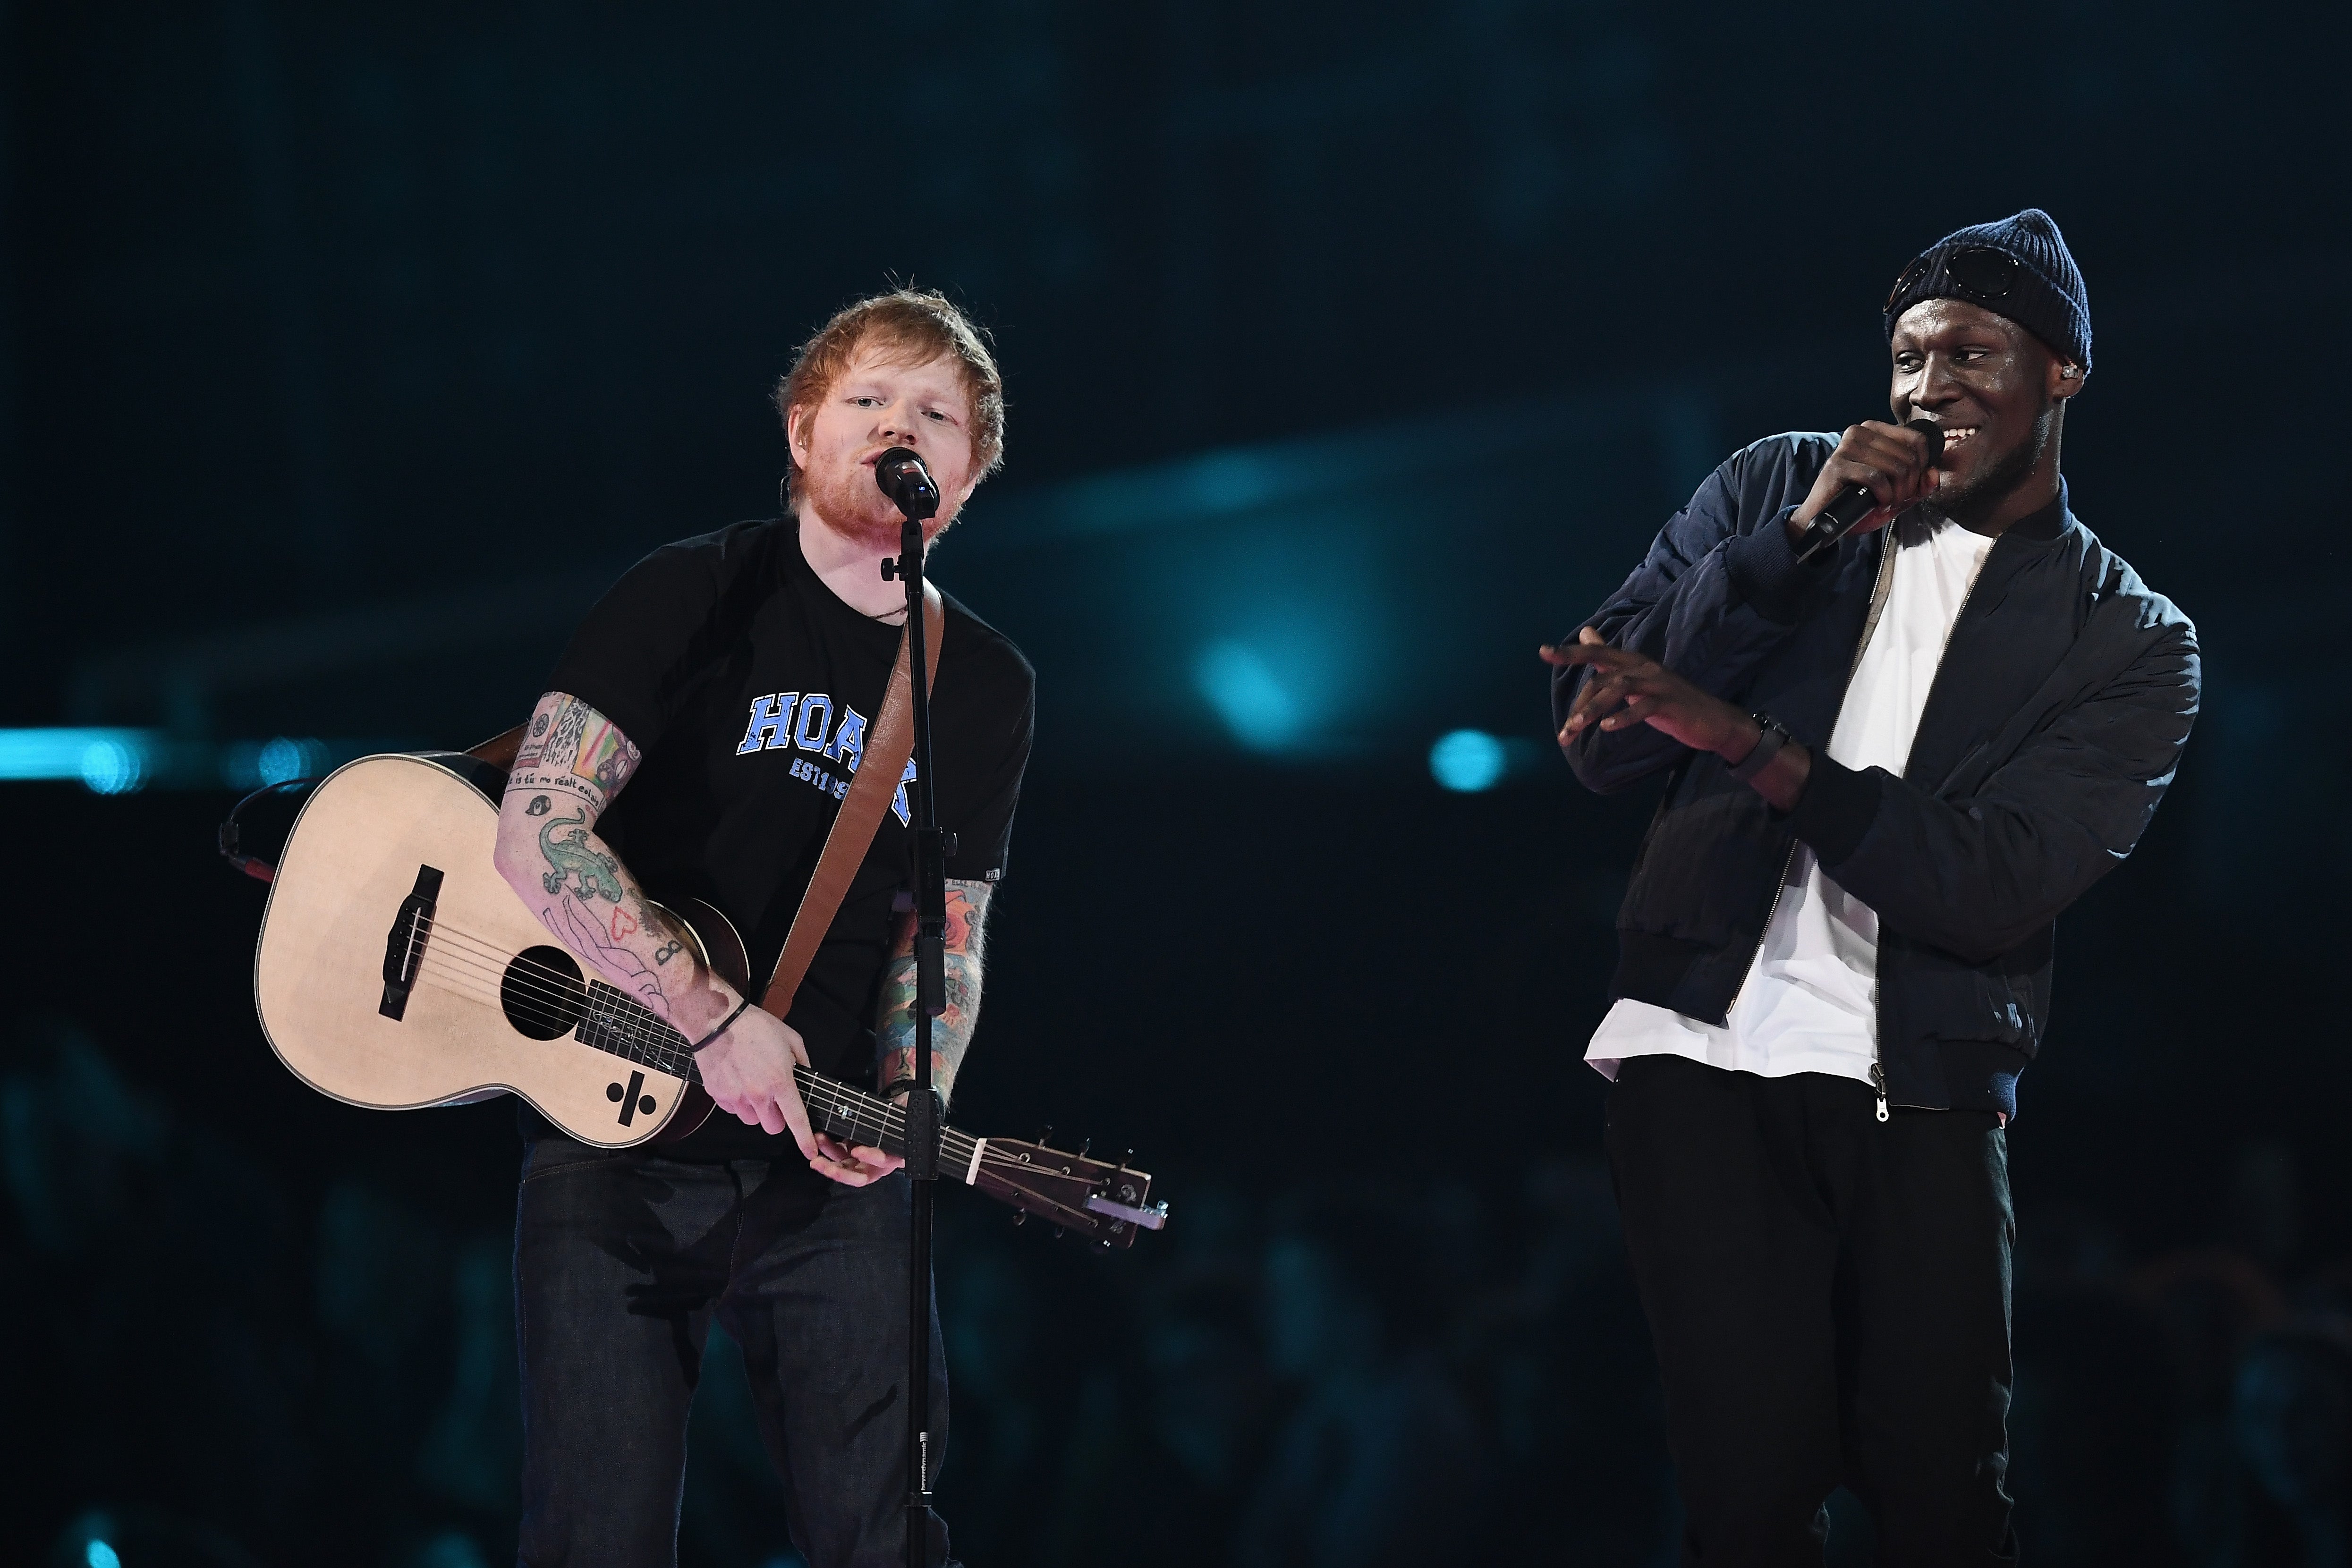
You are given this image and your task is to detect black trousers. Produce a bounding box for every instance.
[1605,1054,2018,1567]
[513,1137,953,1568]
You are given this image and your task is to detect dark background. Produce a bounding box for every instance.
[3,2,2347,1564]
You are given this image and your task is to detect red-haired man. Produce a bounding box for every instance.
[491,289,1033,1568]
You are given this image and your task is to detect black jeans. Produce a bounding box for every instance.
[513,1136,952,1568]
[1605,1054,2018,1567]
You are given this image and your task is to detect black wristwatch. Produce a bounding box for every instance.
[1726,713,1791,783]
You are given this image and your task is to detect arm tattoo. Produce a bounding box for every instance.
[633,892,695,966]
[503,694,642,815]
[543,901,664,1007]
[875,881,991,1102]
[513,710,555,767]
[536,808,625,902]
[571,712,638,793]
[543,696,592,771]
[496,692,690,1019]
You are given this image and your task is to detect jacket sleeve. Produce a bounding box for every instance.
[1557,440,1836,793]
[1784,612,2200,963]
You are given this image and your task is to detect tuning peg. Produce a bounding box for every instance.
[1052,1227,1065,1240]
[1011,1211,1026,1227]
[1036,1125,1053,1148]
[1078,1137,1092,1158]
[1119,1149,1134,1167]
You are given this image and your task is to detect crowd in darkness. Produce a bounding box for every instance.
[6,1015,2351,1566]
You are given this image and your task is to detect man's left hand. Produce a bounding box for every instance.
[811,1135,902,1186]
[1544,627,1758,756]
[807,1086,933,1185]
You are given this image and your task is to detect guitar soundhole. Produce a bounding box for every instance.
[502,945,588,1040]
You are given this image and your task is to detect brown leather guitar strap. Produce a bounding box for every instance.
[466,724,526,771]
[759,581,944,1017]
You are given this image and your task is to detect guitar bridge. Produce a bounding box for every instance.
[379,865,443,1020]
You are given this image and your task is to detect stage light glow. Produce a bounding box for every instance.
[0,728,153,784]
[258,737,318,785]
[85,1541,121,1568]
[1430,729,1507,791]
[80,738,148,795]
[1195,641,1301,751]
[0,730,368,792]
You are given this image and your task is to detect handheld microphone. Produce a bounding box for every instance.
[874,447,941,521]
[1792,419,1945,562]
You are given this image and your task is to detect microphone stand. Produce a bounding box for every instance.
[882,505,947,1568]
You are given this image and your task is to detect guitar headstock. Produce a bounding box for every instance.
[968,1135,1167,1251]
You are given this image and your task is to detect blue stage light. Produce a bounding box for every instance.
[258,737,312,785]
[85,1540,121,1568]
[1429,729,1506,791]
[0,728,153,785]
[79,737,149,795]
[1195,641,1301,751]
[0,730,369,792]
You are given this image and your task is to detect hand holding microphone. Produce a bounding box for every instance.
[1788,419,1945,560]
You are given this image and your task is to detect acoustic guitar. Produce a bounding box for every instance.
[250,752,1166,1248]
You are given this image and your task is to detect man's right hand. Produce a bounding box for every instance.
[1788,421,1942,543]
[695,1006,818,1160]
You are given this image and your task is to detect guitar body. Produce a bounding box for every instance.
[255,753,717,1147]
[249,752,1166,1245]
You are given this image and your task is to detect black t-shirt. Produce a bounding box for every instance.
[528,517,1035,1160]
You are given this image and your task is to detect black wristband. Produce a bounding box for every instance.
[688,997,754,1053]
[1727,714,1791,783]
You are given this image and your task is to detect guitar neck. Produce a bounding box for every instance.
[791,1066,984,1179]
[577,979,980,1176]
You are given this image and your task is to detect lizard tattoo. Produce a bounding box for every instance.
[538,807,626,903]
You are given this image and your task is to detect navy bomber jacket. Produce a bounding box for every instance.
[1555,433,2200,1118]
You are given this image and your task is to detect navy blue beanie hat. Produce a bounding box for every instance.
[1883,208,2092,373]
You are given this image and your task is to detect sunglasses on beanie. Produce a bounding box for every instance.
[1885,245,2022,313]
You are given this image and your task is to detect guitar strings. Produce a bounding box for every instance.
[404,949,993,1161]
[410,954,694,1076]
[406,955,1054,1185]
[406,915,637,1010]
[410,944,677,1064]
[410,919,942,1121]
[399,919,1073,1185]
[400,963,1056,1197]
[422,915,700,1022]
[412,947,998,1170]
[409,953,984,1161]
[410,917,813,1086]
[406,913,977,1146]
[410,918,626,1011]
[408,920,964,1147]
[407,912,899,1100]
[407,924,700,1071]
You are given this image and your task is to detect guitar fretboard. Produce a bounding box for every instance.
[578,979,699,1078]
[574,978,980,1172]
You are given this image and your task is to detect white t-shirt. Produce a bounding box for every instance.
[1585,511,1995,1085]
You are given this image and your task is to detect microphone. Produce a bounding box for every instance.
[874,447,941,521]
[1792,419,1945,562]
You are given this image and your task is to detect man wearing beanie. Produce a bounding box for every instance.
[1545,210,2198,1563]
